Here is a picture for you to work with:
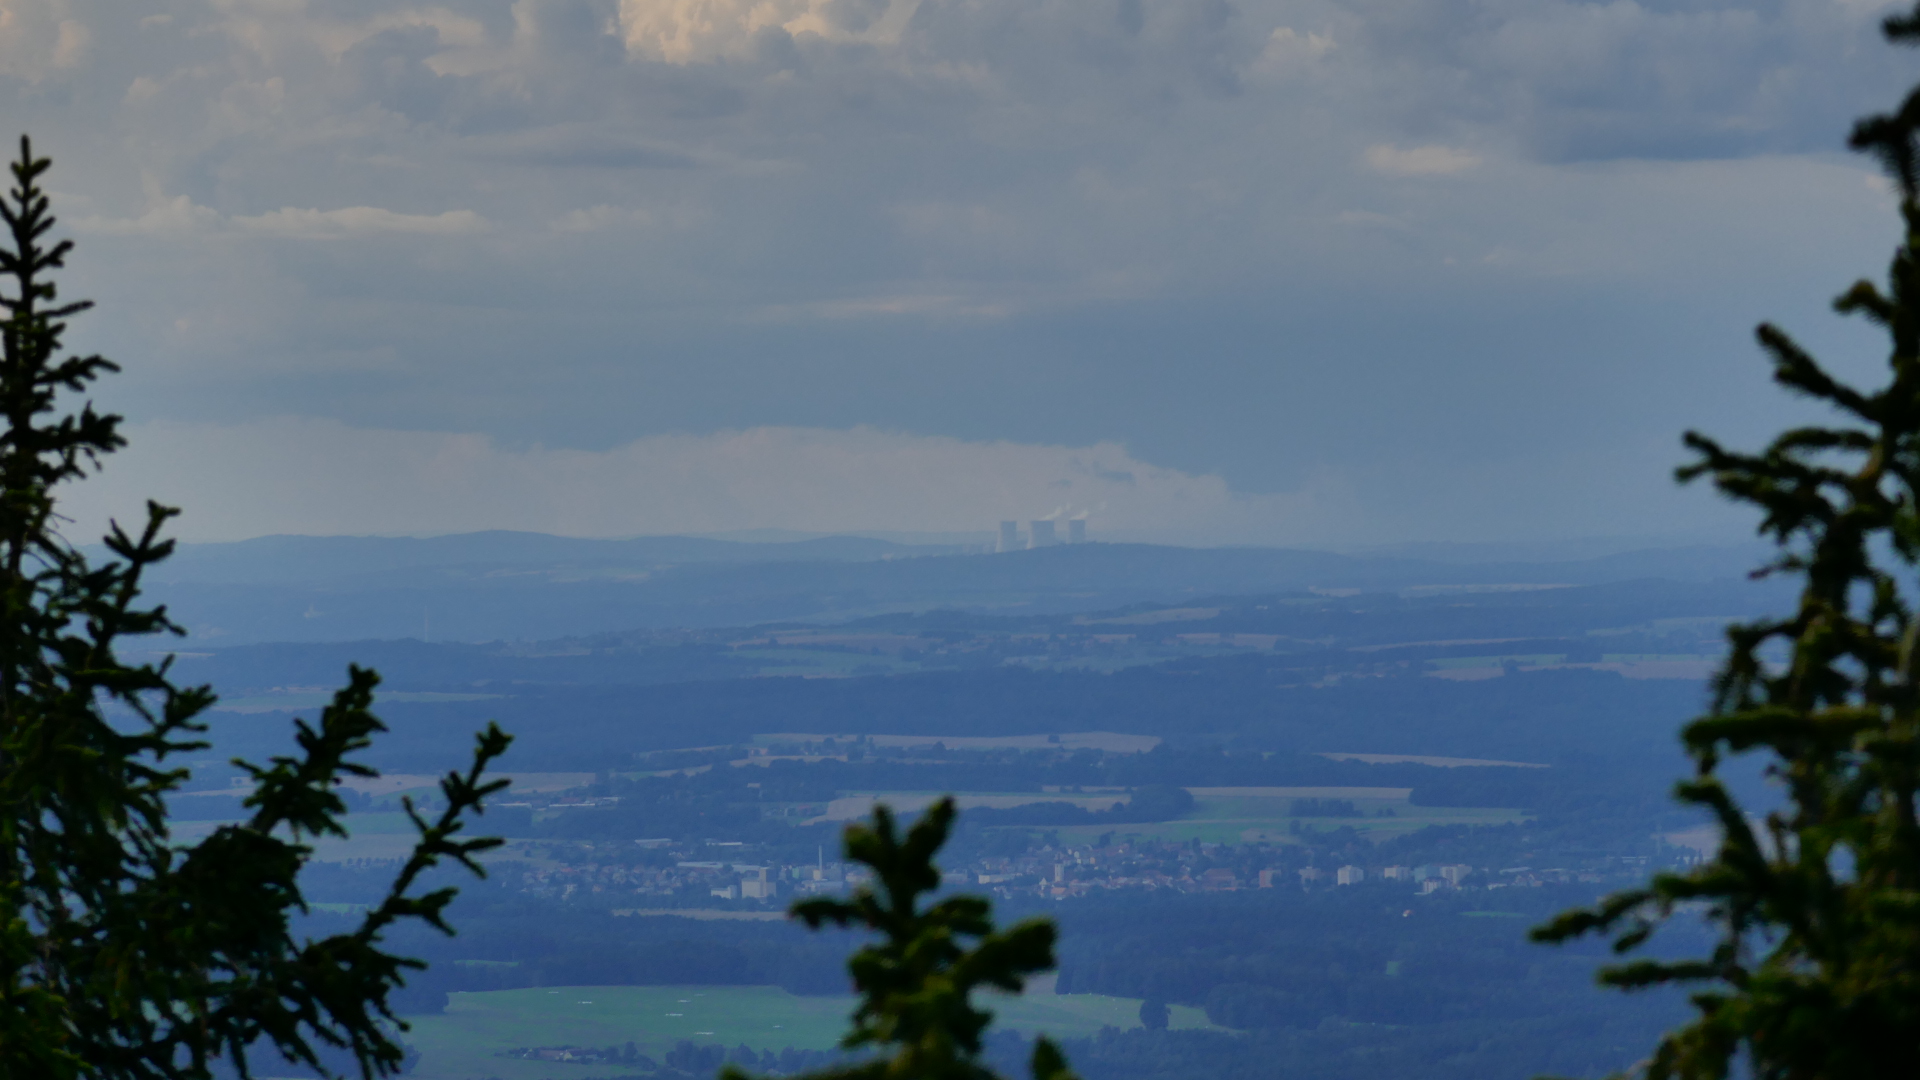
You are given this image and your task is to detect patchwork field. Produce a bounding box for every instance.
[1044,787,1528,846]
[403,985,1215,1080]
[168,812,542,863]
[753,733,1162,753]
[167,781,1528,862]
[770,786,1528,845]
[808,791,1132,824]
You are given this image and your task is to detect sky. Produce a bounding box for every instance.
[7,0,1918,545]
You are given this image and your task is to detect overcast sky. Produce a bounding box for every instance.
[6,0,1915,544]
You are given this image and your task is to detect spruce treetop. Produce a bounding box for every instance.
[728,798,1078,1080]
[0,137,511,1080]
[1533,6,1920,1077]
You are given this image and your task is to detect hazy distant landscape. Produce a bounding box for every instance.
[146,532,1766,1080]
[16,1,1920,1075]
[134,531,1772,644]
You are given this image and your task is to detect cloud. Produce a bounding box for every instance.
[469,136,698,169]
[0,0,90,81]
[1364,145,1481,177]
[550,204,656,231]
[1248,26,1333,77]
[759,293,1016,320]
[233,207,490,239]
[71,193,220,237]
[73,196,488,240]
[617,0,919,61]
[5,0,1907,548]
[55,420,1353,545]
[617,0,808,61]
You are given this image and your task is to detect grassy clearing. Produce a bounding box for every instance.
[404,985,1215,1080]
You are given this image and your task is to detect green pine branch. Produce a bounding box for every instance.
[727,798,1078,1080]
[0,136,514,1080]
[1531,8,1920,1076]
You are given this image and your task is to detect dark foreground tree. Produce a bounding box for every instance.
[1533,7,1920,1078]
[727,798,1077,1080]
[0,139,511,1079]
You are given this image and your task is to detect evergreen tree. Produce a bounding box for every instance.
[0,138,511,1079]
[1534,7,1920,1076]
[727,798,1077,1080]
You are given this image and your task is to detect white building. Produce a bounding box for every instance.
[737,866,778,899]
[1336,865,1365,886]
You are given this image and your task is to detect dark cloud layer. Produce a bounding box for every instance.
[2,0,1913,541]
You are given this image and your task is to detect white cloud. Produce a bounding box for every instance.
[55,420,1354,546]
[3,0,1906,547]
[617,0,771,61]
[211,3,490,65]
[1364,145,1482,177]
[233,207,490,239]
[73,197,488,241]
[1248,26,1333,77]
[0,0,89,80]
[617,0,917,62]
[71,193,220,237]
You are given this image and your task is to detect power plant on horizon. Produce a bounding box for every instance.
[996,518,1088,552]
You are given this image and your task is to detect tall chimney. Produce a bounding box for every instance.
[1067,519,1086,544]
[998,521,1020,553]
[1030,520,1057,548]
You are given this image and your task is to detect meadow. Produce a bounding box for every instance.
[403,985,1215,1080]
[1037,787,1526,846]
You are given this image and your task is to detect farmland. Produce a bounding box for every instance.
[404,985,1216,1080]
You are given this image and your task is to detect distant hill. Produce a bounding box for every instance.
[172,571,1782,800]
[139,530,959,585]
[132,532,1773,645]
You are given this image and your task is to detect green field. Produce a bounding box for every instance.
[404,985,1215,1080]
[168,787,1526,860]
[1034,790,1527,846]
[793,788,1527,847]
[168,812,542,864]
